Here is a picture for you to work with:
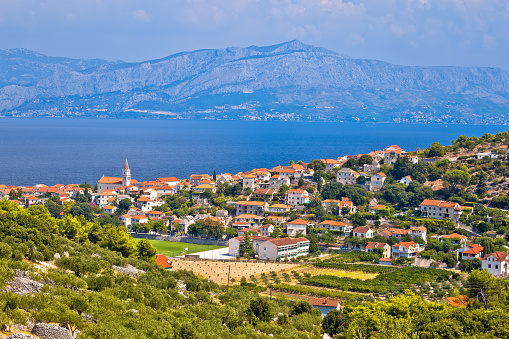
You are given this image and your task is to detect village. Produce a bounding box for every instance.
[1,132,509,294]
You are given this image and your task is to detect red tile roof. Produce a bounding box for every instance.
[155,254,172,269]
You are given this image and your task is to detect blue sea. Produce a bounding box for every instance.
[0,118,507,186]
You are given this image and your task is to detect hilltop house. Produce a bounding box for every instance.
[392,241,422,258]
[352,226,373,238]
[337,168,359,185]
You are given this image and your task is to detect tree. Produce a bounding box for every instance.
[443,170,470,191]
[118,198,132,212]
[246,297,272,322]
[240,235,254,258]
[476,171,488,197]
[358,155,373,167]
[443,252,458,268]
[322,309,350,337]
[308,159,326,172]
[213,170,217,182]
[136,238,156,262]
[480,237,495,255]
[298,178,305,187]
[427,142,446,158]
[290,301,313,316]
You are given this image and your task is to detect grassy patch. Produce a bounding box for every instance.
[134,239,225,257]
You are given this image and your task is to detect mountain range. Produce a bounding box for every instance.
[1,40,508,123]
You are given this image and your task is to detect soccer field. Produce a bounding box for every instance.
[135,239,226,257]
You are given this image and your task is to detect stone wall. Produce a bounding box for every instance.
[130,233,228,246]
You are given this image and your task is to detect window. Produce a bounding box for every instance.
[496,265,499,269]
[489,264,492,268]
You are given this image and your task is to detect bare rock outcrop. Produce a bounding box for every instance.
[31,323,73,339]
[5,270,43,295]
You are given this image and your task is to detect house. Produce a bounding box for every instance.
[409,226,427,243]
[136,196,163,212]
[286,219,308,237]
[155,254,173,271]
[337,198,356,215]
[97,160,138,193]
[146,210,166,220]
[131,215,149,226]
[437,233,468,246]
[97,190,117,208]
[481,251,509,277]
[156,177,180,186]
[229,236,310,260]
[318,220,352,233]
[190,174,210,186]
[268,204,291,213]
[233,214,264,228]
[242,174,256,190]
[23,195,40,207]
[102,205,117,215]
[370,204,387,214]
[253,189,275,202]
[365,242,391,258]
[266,215,286,225]
[369,172,387,191]
[384,145,404,165]
[392,241,422,258]
[259,237,310,260]
[259,224,275,237]
[308,298,342,315]
[336,168,359,185]
[321,199,340,209]
[193,184,216,194]
[269,174,291,190]
[238,228,260,236]
[445,295,469,307]
[352,226,373,238]
[156,186,177,197]
[121,214,132,228]
[456,244,484,260]
[324,159,342,172]
[420,199,463,224]
[399,176,413,186]
[379,258,393,266]
[235,201,268,216]
[378,227,409,241]
[284,189,310,206]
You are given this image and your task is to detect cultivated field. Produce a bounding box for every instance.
[135,239,225,257]
[172,260,299,285]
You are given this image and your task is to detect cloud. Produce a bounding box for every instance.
[132,9,152,22]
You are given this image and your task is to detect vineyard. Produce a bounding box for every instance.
[299,267,455,294]
[313,262,396,274]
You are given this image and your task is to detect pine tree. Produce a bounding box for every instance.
[213,169,217,181]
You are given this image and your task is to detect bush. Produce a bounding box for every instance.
[0,243,12,259]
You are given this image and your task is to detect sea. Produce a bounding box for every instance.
[0,118,507,186]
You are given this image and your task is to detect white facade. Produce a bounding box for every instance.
[284,189,310,206]
[481,252,509,277]
[337,168,359,185]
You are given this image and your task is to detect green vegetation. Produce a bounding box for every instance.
[133,239,225,257]
[300,267,453,294]
[313,262,396,274]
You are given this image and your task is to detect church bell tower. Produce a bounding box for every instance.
[122,160,131,186]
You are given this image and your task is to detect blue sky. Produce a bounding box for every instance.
[0,0,508,69]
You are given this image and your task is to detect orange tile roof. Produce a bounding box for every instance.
[446,295,469,307]
[319,220,346,226]
[267,237,310,246]
[236,201,267,206]
[137,197,152,202]
[366,242,388,249]
[155,254,173,269]
[287,219,308,225]
[98,176,122,184]
[482,251,508,261]
[157,177,180,182]
[353,226,371,233]
[393,241,419,249]
[270,204,290,209]
[420,199,460,208]
[441,233,467,240]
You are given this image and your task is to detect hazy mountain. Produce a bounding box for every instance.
[1,40,508,123]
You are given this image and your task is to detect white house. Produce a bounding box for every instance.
[481,251,509,277]
[337,168,359,185]
[284,189,310,206]
[369,172,387,191]
[324,159,342,172]
[352,226,373,238]
[420,199,463,224]
[399,176,413,186]
[365,242,392,258]
[392,241,422,258]
[286,219,308,237]
[268,204,291,213]
[456,244,484,260]
[228,236,310,260]
[318,220,352,233]
[259,224,275,237]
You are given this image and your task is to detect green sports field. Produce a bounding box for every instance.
[134,239,225,257]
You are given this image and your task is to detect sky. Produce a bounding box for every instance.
[0,0,508,69]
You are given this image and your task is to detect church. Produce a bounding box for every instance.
[97,160,138,193]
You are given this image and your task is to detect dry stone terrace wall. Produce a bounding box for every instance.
[5,269,43,295]
[130,233,228,246]
[31,323,73,339]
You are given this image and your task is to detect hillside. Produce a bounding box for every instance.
[1,41,509,123]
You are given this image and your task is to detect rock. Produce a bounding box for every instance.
[91,253,101,258]
[112,264,145,277]
[5,270,43,295]
[5,333,39,339]
[63,251,69,258]
[31,323,73,339]
[53,253,60,260]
